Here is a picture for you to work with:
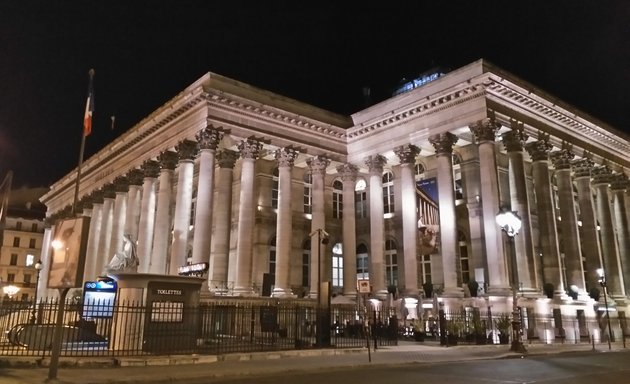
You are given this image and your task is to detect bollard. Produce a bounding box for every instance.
[591,334,595,351]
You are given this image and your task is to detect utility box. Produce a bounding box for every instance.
[107,273,203,353]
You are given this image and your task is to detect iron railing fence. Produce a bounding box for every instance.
[0,297,397,357]
[405,309,629,346]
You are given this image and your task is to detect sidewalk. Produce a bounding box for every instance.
[1,341,626,384]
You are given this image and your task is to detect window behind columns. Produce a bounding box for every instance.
[458,230,469,283]
[271,168,279,209]
[302,240,310,287]
[421,254,432,284]
[357,243,368,280]
[332,179,343,219]
[355,179,367,219]
[382,171,395,215]
[190,187,197,228]
[269,236,276,276]
[452,153,463,201]
[332,242,343,288]
[385,239,398,287]
[303,172,312,214]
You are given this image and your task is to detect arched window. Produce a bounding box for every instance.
[302,240,310,287]
[385,239,398,287]
[269,236,277,276]
[333,180,343,219]
[357,243,368,280]
[382,171,395,214]
[332,243,343,288]
[271,168,279,209]
[458,230,469,283]
[355,179,367,219]
[303,172,312,214]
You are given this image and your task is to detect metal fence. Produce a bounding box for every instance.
[402,308,629,346]
[0,297,397,357]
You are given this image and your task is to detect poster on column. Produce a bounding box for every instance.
[48,217,90,288]
[416,177,439,254]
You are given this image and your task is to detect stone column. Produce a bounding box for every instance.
[592,166,623,298]
[572,159,602,292]
[394,144,421,296]
[209,150,238,293]
[96,185,115,275]
[192,126,223,266]
[526,137,565,298]
[84,191,103,280]
[124,169,144,243]
[337,163,359,297]
[501,128,536,292]
[170,140,198,275]
[429,132,462,297]
[110,176,129,259]
[149,151,178,275]
[273,147,299,297]
[365,154,387,297]
[233,138,263,295]
[551,148,587,298]
[469,119,509,294]
[308,155,331,298]
[137,160,160,274]
[610,174,630,297]
[38,220,54,299]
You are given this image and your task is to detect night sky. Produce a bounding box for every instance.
[1,1,629,188]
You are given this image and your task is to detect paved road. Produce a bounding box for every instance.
[198,350,630,384]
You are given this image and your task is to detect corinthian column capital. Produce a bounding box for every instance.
[364,154,387,174]
[394,144,420,164]
[307,155,330,175]
[429,132,458,156]
[469,118,500,143]
[275,147,299,168]
[196,125,224,151]
[238,138,263,160]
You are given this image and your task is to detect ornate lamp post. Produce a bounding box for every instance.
[496,208,527,353]
[30,259,43,324]
[596,268,613,350]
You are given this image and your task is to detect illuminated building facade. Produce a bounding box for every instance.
[40,59,630,341]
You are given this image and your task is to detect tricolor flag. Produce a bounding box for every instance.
[83,69,95,137]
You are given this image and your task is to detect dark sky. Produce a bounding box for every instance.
[1,1,629,188]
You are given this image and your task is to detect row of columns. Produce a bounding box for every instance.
[41,119,630,304]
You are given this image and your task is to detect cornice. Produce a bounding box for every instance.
[346,83,486,141]
[202,90,348,142]
[484,77,630,161]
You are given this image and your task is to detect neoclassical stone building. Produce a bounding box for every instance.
[39,59,630,339]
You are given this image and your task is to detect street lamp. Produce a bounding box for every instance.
[3,284,20,300]
[309,228,330,347]
[496,208,527,353]
[30,259,43,324]
[596,268,613,350]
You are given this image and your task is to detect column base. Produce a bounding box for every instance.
[272,288,296,298]
[442,286,465,298]
[486,286,512,296]
[232,287,256,297]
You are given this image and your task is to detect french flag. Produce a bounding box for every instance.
[83,69,95,137]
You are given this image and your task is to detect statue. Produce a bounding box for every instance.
[105,234,139,273]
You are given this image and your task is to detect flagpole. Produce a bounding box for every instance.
[72,69,94,215]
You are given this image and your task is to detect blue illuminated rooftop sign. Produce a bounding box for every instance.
[393,70,446,96]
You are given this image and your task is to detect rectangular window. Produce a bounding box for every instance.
[332,255,343,288]
[29,238,36,249]
[332,191,343,219]
[24,274,32,284]
[7,273,15,282]
[355,191,367,219]
[31,223,38,232]
[10,253,18,266]
[422,254,432,284]
[13,237,20,247]
[16,221,22,230]
[302,252,309,287]
[303,186,312,214]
